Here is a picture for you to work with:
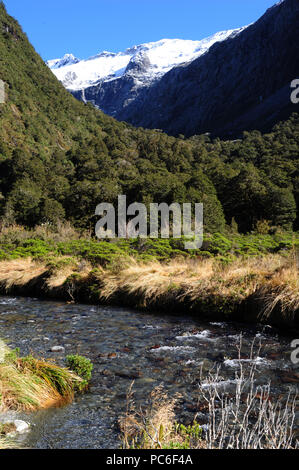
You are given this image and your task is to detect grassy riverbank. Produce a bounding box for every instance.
[0,225,298,331]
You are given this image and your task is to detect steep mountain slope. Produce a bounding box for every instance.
[47,31,244,117]
[118,0,299,137]
[0,2,298,233]
[0,2,227,231]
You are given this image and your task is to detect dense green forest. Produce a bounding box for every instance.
[0,2,298,234]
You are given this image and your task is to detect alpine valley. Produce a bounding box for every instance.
[0,0,299,451]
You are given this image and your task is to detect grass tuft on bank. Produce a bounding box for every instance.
[97,253,299,327]
[0,347,84,413]
[0,342,93,448]
[0,253,298,330]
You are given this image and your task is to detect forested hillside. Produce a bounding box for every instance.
[0,2,298,233]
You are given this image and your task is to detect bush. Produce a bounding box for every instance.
[65,355,93,391]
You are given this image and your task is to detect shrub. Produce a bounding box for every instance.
[65,355,93,391]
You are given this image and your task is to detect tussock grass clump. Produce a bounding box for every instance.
[0,344,93,448]
[259,254,299,320]
[0,345,93,448]
[0,347,85,412]
[0,258,47,290]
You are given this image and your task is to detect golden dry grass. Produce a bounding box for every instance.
[99,257,218,303]
[120,385,203,449]
[0,258,47,290]
[0,257,91,291]
[259,256,299,320]
[0,253,297,324]
[46,264,78,289]
[0,222,87,243]
[0,354,81,412]
[98,254,298,321]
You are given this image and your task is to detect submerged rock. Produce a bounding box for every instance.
[50,346,65,353]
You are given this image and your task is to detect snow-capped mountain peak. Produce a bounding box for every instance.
[47,53,80,70]
[47,28,245,91]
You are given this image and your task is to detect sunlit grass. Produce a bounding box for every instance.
[0,347,83,412]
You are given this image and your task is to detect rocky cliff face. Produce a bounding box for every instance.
[71,51,156,116]
[118,0,299,137]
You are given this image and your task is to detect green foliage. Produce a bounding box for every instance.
[0,4,298,233]
[65,355,93,391]
[0,238,54,261]
[162,422,204,449]
[0,229,298,267]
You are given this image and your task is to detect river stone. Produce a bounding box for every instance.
[14,420,30,434]
[51,346,65,353]
[114,369,143,380]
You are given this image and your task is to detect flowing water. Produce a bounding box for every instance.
[0,296,298,449]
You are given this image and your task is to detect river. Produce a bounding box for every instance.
[0,296,298,449]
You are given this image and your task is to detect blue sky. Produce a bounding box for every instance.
[4,0,278,60]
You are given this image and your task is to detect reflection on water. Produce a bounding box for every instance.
[0,296,297,449]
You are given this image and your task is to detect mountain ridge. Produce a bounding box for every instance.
[48,0,299,138]
[116,0,299,137]
[47,29,245,117]
[48,31,244,89]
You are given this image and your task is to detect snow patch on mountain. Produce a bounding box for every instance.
[47,53,80,70]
